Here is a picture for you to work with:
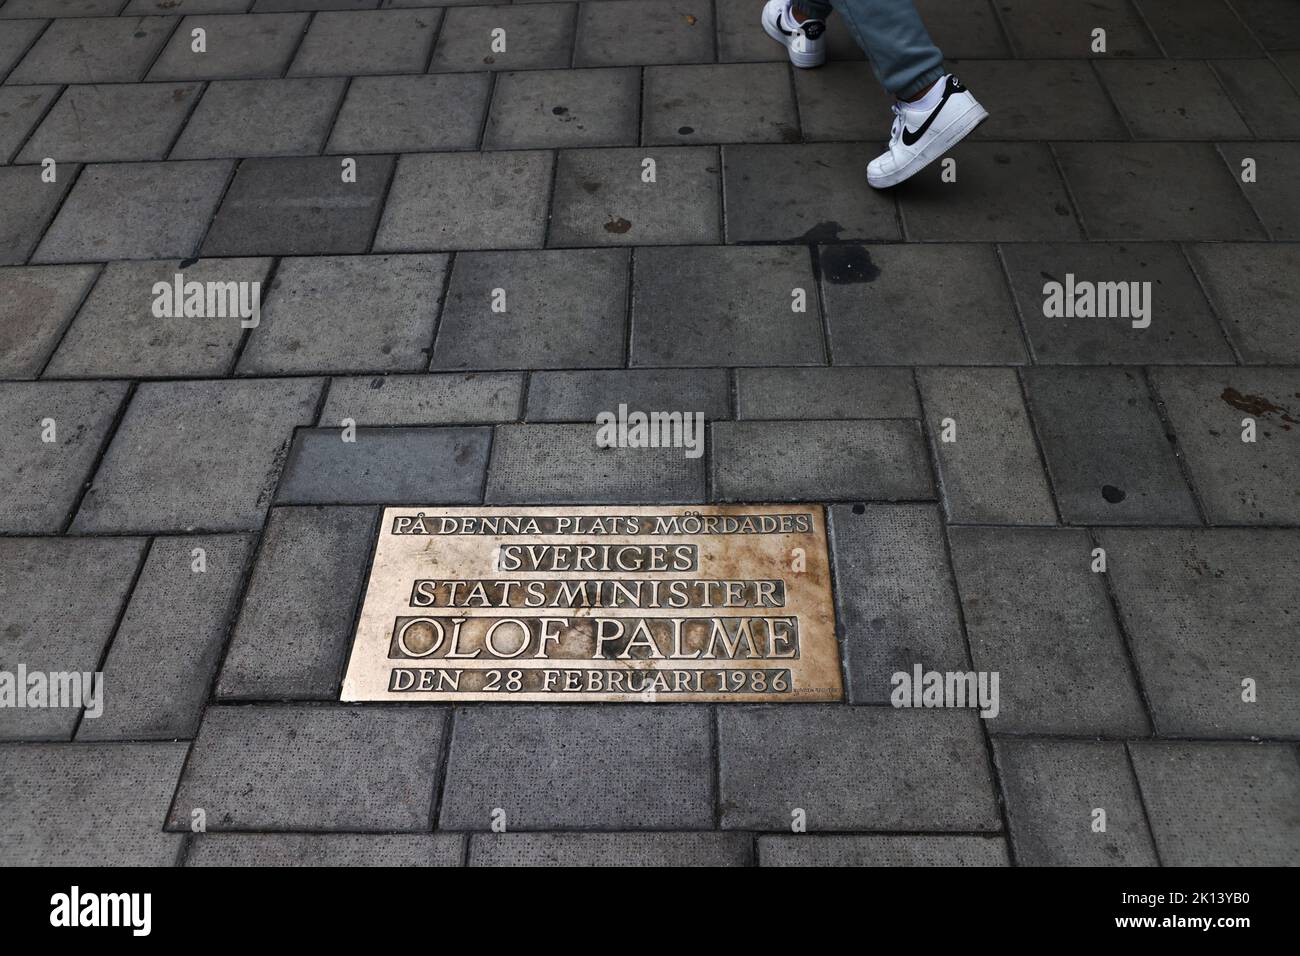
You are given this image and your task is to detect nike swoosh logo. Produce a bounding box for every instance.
[900,77,962,147]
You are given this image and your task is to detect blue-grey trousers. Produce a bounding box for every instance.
[792,0,946,98]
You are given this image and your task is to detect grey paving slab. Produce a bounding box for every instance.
[1000,242,1235,365]
[737,367,918,420]
[1135,0,1264,56]
[0,380,130,533]
[549,145,720,247]
[711,420,932,501]
[45,257,272,378]
[484,67,639,149]
[321,372,523,425]
[167,705,448,830]
[0,85,58,164]
[1024,367,1200,524]
[171,77,347,159]
[719,707,999,831]
[187,833,465,866]
[2,0,122,15]
[1096,61,1251,140]
[79,535,255,740]
[289,9,439,76]
[19,82,200,163]
[1099,528,1300,737]
[433,248,627,370]
[8,16,173,84]
[1056,143,1266,240]
[995,0,1158,57]
[71,377,322,532]
[1212,60,1300,138]
[0,163,75,264]
[722,143,900,243]
[828,503,967,703]
[203,155,393,256]
[916,367,1057,524]
[485,422,706,503]
[440,705,713,830]
[631,245,821,366]
[1218,143,1300,240]
[1130,742,1300,866]
[1187,242,1300,363]
[912,0,1011,58]
[949,527,1150,736]
[125,0,252,12]
[758,835,1010,866]
[429,3,573,72]
[0,743,187,865]
[715,0,779,62]
[375,150,551,251]
[238,254,447,374]
[255,0,378,9]
[954,60,1128,141]
[643,62,797,145]
[470,832,750,866]
[33,159,231,263]
[0,19,45,81]
[822,244,1027,365]
[0,264,97,378]
[897,143,1082,242]
[217,507,374,699]
[1225,0,1300,50]
[326,73,489,154]
[791,62,893,142]
[1151,367,1300,526]
[994,739,1158,867]
[575,0,713,67]
[275,426,490,503]
[525,368,730,421]
[149,13,309,81]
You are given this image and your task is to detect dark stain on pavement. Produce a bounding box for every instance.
[819,244,880,284]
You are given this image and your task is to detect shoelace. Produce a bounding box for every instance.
[888,103,905,147]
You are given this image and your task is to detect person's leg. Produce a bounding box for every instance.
[802,0,945,99]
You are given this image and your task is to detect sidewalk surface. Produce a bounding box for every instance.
[1,0,1298,866]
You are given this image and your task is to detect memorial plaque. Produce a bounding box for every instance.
[341,505,843,702]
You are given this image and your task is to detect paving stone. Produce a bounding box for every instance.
[719,707,999,831]
[483,68,639,149]
[916,367,1057,524]
[898,142,1082,242]
[737,367,917,420]
[1024,367,1200,524]
[0,163,75,264]
[0,20,45,82]
[996,0,1159,57]
[1227,0,1300,50]
[711,420,932,501]
[1135,0,1263,56]
[1187,243,1300,363]
[912,0,1011,57]
[549,146,720,247]
[289,9,439,77]
[375,150,551,251]
[149,13,309,81]
[575,0,713,67]
[188,833,465,866]
[792,61,893,142]
[202,155,393,256]
[0,381,130,533]
[0,743,187,865]
[643,62,797,145]
[79,535,255,741]
[1211,60,1300,138]
[33,160,230,263]
[321,372,523,425]
[433,249,627,369]
[828,503,967,704]
[254,0,379,9]
[0,264,97,378]
[45,257,272,378]
[326,73,489,154]
[1099,528,1300,737]
[429,3,573,72]
[19,82,199,163]
[2,0,124,15]
[948,527,1149,736]
[1150,367,1300,525]
[758,835,1009,866]
[525,368,730,421]
[9,16,173,83]
[994,739,1158,867]
[125,0,253,12]
[822,244,1027,365]
[953,59,1127,141]
[1056,143,1265,240]
[631,245,821,366]
[722,143,900,243]
[167,705,448,830]
[71,377,322,532]
[171,77,347,159]
[0,85,59,163]
[1130,742,1300,866]
[1218,143,1300,240]
[715,0,779,62]
[0,536,147,740]
[238,254,447,374]
[440,705,713,830]
[217,507,374,699]
[1096,61,1251,140]
[469,832,749,866]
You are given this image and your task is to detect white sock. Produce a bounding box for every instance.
[905,76,947,112]
[782,3,812,29]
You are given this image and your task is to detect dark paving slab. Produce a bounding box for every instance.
[574,0,713,67]
[995,0,1158,57]
[321,372,523,425]
[171,77,347,160]
[758,835,1009,866]
[913,0,1011,58]
[187,833,465,865]
[8,16,173,84]
[1187,243,1300,363]
[2,0,124,15]
[0,19,45,81]
[289,8,439,77]
[643,62,797,145]
[525,368,730,422]
[327,73,488,154]
[484,68,639,149]
[716,0,780,62]
[0,263,97,378]
[1229,0,1300,50]
[1096,60,1252,140]
[1210,59,1300,138]
[255,0,380,9]
[469,832,751,866]
[792,61,893,142]
[149,13,309,81]
[957,60,1128,141]
[0,85,60,163]
[949,527,1150,736]
[429,3,573,72]
[736,367,918,420]
[1136,0,1264,56]
[0,163,76,264]
[19,82,200,163]
[440,705,713,830]
[1218,142,1300,240]
[126,0,253,11]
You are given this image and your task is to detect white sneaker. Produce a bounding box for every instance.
[761,0,826,69]
[867,74,989,189]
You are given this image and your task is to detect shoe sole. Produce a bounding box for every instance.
[762,15,825,68]
[867,101,990,189]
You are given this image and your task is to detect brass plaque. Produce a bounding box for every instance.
[341,505,843,702]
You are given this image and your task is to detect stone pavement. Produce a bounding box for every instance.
[2,0,1299,867]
